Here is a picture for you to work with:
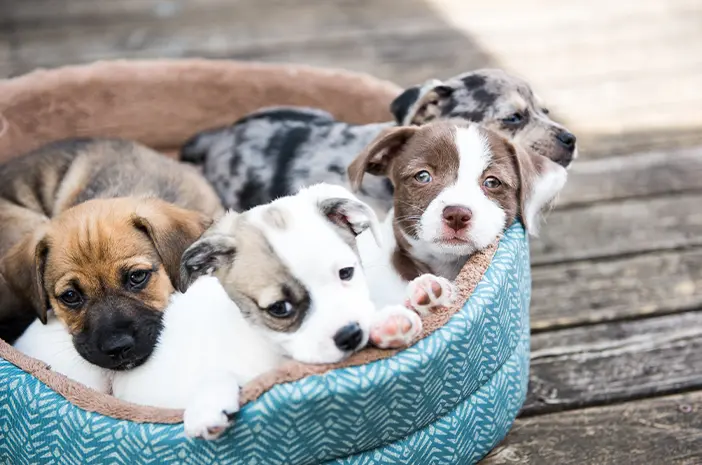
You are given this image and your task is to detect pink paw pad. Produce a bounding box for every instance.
[370,307,423,349]
[406,274,455,315]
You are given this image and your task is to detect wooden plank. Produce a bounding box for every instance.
[531,192,702,265]
[557,147,702,208]
[531,248,702,330]
[583,128,702,160]
[525,312,702,415]
[10,26,495,87]
[0,34,13,79]
[483,391,702,465]
[10,3,701,87]
[4,0,445,30]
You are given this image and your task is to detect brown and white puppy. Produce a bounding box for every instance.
[349,120,567,309]
[0,138,222,366]
[180,69,577,216]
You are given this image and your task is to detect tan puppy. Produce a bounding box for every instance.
[0,139,223,365]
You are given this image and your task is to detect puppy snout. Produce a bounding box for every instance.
[556,130,576,150]
[442,206,472,232]
[100,333,136,359]
[333,322,364,352]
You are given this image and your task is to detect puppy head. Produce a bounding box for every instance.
[389,68,578,168]
[0,197,210,370]
[181,184,380,364]
[348,121,566,259]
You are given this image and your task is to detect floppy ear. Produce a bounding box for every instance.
[513,145,568,236]
[300,183,383,247]
[179,233,237,292]
[132,199,213,291]
[347,126,418,192]
[390,79,454,125]
[0,231,50,324]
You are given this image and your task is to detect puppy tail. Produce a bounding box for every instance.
[180,128,230,165]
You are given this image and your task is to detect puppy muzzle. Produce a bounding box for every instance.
[73,297,164,370]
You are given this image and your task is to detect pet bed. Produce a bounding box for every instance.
[0,60,530,465]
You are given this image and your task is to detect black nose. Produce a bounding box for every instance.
[333,323,364,352]
[556,130,576,150]
[100,333,135,359]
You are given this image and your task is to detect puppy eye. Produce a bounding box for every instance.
[128,270,151,290]
[59,290,83,309]
[483,177,502,189]
[339,267,355,281]
[414,170,432,184]
[541,108,550,115]
[267,301,294,318]
[502,113,524,125]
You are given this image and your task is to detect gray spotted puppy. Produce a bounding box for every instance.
[181,69,577,215]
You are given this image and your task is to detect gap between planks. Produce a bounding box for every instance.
[482,390,702,465]
[524,311,702,416]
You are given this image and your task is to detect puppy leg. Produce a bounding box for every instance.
[370,305,423,349]
[405,274,456,315]
[183,371,240,440]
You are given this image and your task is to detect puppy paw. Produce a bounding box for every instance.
[183,373,240,440]
[370,305,423,349]
[184,404,237,440]
[406,274,456,315]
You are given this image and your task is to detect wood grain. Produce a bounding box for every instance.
[0,34,12,80]
[8,24,493,87]
[557,147,702,208]
[531,192,702,265]
[483,391,702,465]
[531,248,702,330]
[525,312,702,415]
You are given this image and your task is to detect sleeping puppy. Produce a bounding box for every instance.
[0,138,222,366]
[111,184,423,439]
[180,68,577,216]
[350,120,567,309]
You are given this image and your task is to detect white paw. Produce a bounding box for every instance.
[370,305,423,349]
[405,274,456,315]
[183,373,240,440]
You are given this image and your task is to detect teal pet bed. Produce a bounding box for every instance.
[0,60,529,465]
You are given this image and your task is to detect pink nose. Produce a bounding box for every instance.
[442,206,472,232]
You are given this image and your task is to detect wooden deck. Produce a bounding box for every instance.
[3,0,702,462]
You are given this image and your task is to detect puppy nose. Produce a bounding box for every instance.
[442,206,472,232]
[556,130,577,150]
[333,322,364,352]
[100,333,135,359]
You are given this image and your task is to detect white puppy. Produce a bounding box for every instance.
[13,314,111,393]
[113,184,423,439]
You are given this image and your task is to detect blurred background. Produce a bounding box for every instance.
[2,1,702,462]
[2,0,701,158]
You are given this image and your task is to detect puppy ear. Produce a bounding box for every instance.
[180,233,237,292]
[390,79,454,125]
[132,199,213,290]
[512,144,568,236]
[0,230,50,324]
[302,183,383,247]
[347,126,418,192]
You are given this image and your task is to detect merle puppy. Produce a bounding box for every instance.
[181,69,577,215]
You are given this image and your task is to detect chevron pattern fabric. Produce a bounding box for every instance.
[0,223,530,465]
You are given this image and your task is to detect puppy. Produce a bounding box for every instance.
[4,197,214,372]
[111,184,423,439]
[350,120,567,309]
[0,138,222,365]
[180,68,577,215]
[13,312,111,393]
